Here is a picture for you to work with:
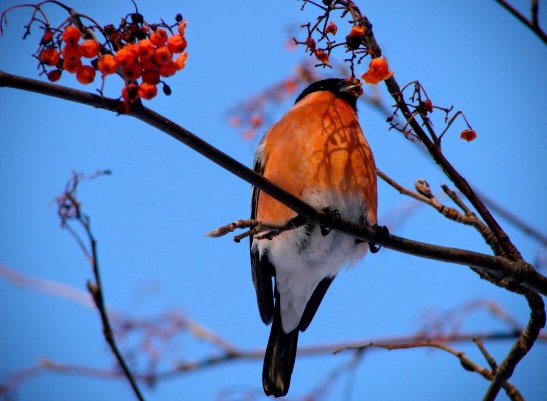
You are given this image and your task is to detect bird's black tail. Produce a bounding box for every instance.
[262,298,299,397]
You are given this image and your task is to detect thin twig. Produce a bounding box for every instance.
[494,0,547,44]
[5,331,543,388]
[2,262,544,396]
[377,169,503,256]
[55,172,146,401]
[336,340,524,401]
[473,337,498,370]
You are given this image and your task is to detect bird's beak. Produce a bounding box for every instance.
[339,79,363,98]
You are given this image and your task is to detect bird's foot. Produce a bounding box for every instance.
[320,207,341,236]
[368,224,389,253]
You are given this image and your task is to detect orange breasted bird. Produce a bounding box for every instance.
[250,78,378,397]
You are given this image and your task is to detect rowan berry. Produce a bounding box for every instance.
[314,49,329,64]
[136,39,155,59]
[346,25,366,50]
[139,56,156,70]
[125,43,140,56]
[39,47,60,66]
[142,69,160,85]
[138,82,158,100]
[361,57,393,84]
[174,52,188,70]
[154,46,173,66]
[62,25,81,46]
[62,44,82,63]
[122,83,140,102]
[460,129,477,142]
[422,99,433,114]
[80,39,100,58]
[123,62,143,80]
[41,31,53,45]
[47,69,62,82]
[150,28,168,46]
[97,54,118,75]
[63,58,82,73]
[348,25,366,38]
[76,65,96,84]
[305,37,316,52]
[167,34,187,53]
[325,22,337,35]
[158,61,177,77]
[116,46,136,67]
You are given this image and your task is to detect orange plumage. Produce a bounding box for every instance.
[250,78,377,397]
[256,90,377,225]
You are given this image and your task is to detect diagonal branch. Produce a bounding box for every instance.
[386,76,522,261]
[1,70,546,297]
[333,0,525,262]
[54,172,146,401]
[331,3,546,399]
[494,0,547,44]
[482,291,546,401]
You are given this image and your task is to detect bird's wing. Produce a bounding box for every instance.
[298,276,335,331]
[250,144,275,325]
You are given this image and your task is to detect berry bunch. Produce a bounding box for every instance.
[31,5,188,109]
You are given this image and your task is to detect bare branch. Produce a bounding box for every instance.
[54,171,146,401]
[292,4,546,400]
[473,337,498,370]
[494,0,547,44]
[3,330,543,394]
[483,291,546,401]
[1,70,546,297]
[336,340,524,401]
[378,170,503,259]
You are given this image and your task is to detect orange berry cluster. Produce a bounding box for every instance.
[39,25,99,84]
[300,21,368,66]
[37,12,188,107]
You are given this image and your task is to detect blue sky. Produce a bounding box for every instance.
[0,1,546,400]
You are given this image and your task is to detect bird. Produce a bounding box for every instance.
[250,78,378,397]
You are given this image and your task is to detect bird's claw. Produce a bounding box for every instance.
[320,207,341,236]
[368,224,389,253]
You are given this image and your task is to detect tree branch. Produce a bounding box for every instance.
[494,0,547,44]
[54,171,145,401]
[3,330,543,394]
[482,291,546,401]
[336,340,524,401]
[1,70,546,297]
[386,74,523,261]
[335,2,546,397]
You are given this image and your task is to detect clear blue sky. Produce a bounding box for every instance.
[1,1,546,400]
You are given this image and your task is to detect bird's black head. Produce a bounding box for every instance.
[294,78,362,110]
